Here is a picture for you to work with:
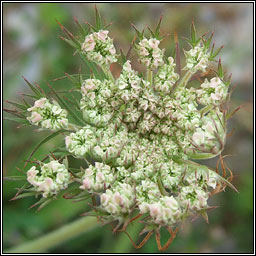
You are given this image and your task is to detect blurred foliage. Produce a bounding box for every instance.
[3,2,253,253]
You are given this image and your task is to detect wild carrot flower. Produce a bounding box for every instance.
[5,10,236,252]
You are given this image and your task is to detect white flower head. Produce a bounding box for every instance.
[65,126,97,158]
[20,20,232,236]
[81,30,117,66]
[197,77,228,105]
[80,162,115,192]
[136,38,164,69]
[27,98,68,130]
[184,44,209,74]
[27,161,71,198]
[100,182,135,217]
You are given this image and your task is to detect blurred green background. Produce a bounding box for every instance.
[3,2,253,253]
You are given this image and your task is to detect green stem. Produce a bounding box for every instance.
[5,217,98,253]
[173,70,193,92]
[102,65,115,83]
[112,222,143,253]
[187,151,222,160]
[199,105,214,116]
[147,69,153,86]
[157,176,169,196]
[173,157,211,170]
[79,54,104,80]
[68,123,82,131]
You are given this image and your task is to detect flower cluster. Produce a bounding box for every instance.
[27,161,71,198]
[62,39,227,224]
[184,43,209,74]
[115,60,142,104]
[100,183,135,216]
[192,108,226,153]
[154,57,179,94]
[80,78,114,127]
[27,98,68,130]
[184,167,218,190]
[65,126,97,158]
[135,38,164,69]
[140,196,181,226]
[11,16,234,251]
[91,125,128,161]
[81,30,117,66]
[179,186,209,211]
[197,77,229,105]
[80,162,115,192]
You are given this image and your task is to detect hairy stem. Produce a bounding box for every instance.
[5,217,98,253]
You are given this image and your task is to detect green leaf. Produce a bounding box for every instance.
[79,53,105,80]
[211,169,238,193]
[131,23,144,40]
[4,176,26,181]
[226,105,242,120]
[201,210,209,224]
[174,31,181,75]
[52,74,89,82]
[103,22,112,30]
[191,21,196,46]
[155,16,162,39]
[63,156,69,169]
[64,73,81,88]
[4,100,28,111]
[205,31,214,49]
[81,210,109,217]
[22,76,42,98]
[226,73,232,86]
[37,198,53,211]
[21,93,39,99]
[11,192,36,201]
[210,45,224,61]
[217,58,224,79]
[4,116,28,124]
[25,129,66,168]
[147,25,155,38]
[187,152,221,160]
[3,107,26,118]
[173,157,238,193]
[59,36,79,49]
[56,19,80,48]
[157,176,169,196]
[29,197,53,211]
[74,16,88,37]
[63,188,85,199]
[95,5,103,31]
[78,69,83,87]
[119,49,127,65]
[21,97,30,107]
[47,83,85,126]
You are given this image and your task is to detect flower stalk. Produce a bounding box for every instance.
[174,70,193,92]
[5,217,98,253]
[147,69,153,86]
